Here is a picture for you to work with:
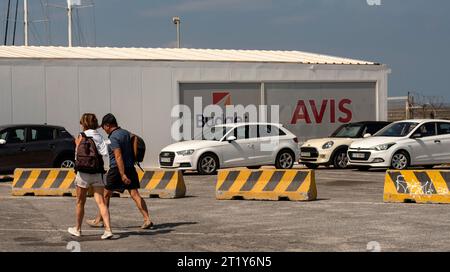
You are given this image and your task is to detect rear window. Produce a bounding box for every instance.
[258,125,286,137]
[30,127,55,142]
[437,122,450,135]
[58,129,73,139]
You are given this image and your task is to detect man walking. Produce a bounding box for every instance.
[87,113,153,229]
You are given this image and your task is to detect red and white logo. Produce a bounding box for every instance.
[212,92,232,106]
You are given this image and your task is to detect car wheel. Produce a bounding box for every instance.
[57,157,75,168]
[304,163,319,169]
[197,153,219,175]
[275,150,294,169]
[391,151,410,170]
[247,166,261,170]
[333,150,349,169]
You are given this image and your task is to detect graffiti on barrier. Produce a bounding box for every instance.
[395,175,449,196]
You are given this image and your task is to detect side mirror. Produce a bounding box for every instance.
[363,133,372,138]
[411,133,422,139]
[0,139,6,145]
[226,136,237,142]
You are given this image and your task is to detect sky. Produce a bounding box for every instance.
[1,0,450,100]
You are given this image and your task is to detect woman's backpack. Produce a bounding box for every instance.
[75,133,105,174]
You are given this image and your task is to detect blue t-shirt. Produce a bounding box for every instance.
[108,128,135,168]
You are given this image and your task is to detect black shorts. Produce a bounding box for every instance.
[105,167,140,193]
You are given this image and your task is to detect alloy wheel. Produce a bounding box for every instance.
[336,152,349,169]
[200,156,217,174]
[392,153,408,170]
[279,152,294,169]
[61,160,75,168]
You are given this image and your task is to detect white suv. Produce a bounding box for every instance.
[159,123,300,174]
[348,119,450,170]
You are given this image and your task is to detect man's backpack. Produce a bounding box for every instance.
[75,133,105,174]
[130,133,146,170]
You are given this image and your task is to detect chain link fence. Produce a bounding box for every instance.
[388,92,450,122]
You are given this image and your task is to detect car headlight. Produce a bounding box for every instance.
[176,149,195,156]
[373,143,396,151]
[322,141,334,149]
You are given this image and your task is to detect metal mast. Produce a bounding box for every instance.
[24,0,28,45]
[67,1,72,47]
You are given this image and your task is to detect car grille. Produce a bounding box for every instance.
[159,152,175,166]
[348,151,371,161]
[300,147,319,158]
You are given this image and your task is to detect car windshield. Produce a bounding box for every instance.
[330,124,364,138]
[194,125,233,141]
[375,122,419,137]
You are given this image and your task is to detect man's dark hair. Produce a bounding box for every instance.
[101,113,118,127]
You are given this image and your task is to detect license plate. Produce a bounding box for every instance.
[301,152,311,157]
[160,157,171,163]
[352,153,366,159]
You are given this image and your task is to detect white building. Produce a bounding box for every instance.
[0,46,389,167]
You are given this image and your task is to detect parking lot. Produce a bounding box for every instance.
[1,166,450,252]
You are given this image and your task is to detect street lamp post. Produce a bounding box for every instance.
[172,16,181,48]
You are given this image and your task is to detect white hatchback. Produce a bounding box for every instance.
[159,123,300,174]
[348,119,450,170]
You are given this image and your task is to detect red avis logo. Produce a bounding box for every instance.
[212,92,232,106]
[290,99,352,124]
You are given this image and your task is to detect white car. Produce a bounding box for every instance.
[159,123,300,174]
[348,119,450,170]
[300,121,390,169]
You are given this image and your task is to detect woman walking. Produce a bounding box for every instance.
[68,113,113,240]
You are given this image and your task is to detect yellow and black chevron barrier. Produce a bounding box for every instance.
[121,170,186,199]
[216,169,316,201]
[12,168,77,196]
[384,170,450,204]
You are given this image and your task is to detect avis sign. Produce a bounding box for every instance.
[290,99,352,124]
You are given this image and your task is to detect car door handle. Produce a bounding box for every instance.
[435,140,441,143]
[247,144,255,148]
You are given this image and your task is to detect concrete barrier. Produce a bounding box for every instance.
[12,168,77,196]
[12,168,186,199]
[216,169,316,201]
[120,169,186,199]
[384,170,450,204]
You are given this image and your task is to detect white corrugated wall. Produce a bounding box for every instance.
[0,59,388,167]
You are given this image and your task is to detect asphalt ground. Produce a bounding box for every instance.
[1,166,450,252]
